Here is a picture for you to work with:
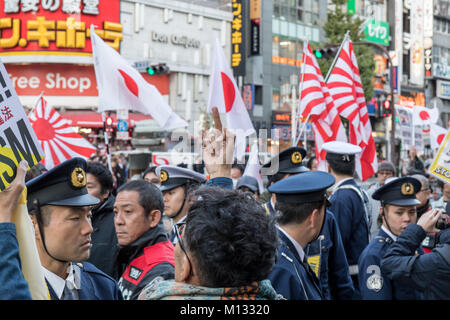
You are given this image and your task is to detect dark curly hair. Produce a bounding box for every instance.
[184,186,279,288]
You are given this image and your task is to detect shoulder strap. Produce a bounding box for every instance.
[434,244,450,266]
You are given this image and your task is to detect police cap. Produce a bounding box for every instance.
[372,176,421,206]
[156,165,206,192]
[268,171,335,204]
[262,147,309,175]
[322,141,362,163]
[26,157,99,210]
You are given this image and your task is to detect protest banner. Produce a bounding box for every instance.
[429,127,450,184]
[0,61,44,191]
[0,59,48,299]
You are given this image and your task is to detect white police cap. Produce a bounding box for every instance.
[322,141,362,163]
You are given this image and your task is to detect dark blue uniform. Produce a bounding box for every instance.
[358,227,423,300]
[264,201,275,215]
[329,179,370,267]
[305,210,354,300]
[269,229,323,300]
[381,224,450,300]
[47,262,123,300]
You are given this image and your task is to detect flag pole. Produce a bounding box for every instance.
[324,30,350,83]
[292,41,308,146]
[102,111,112,172]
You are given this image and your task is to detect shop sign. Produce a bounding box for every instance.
[249,0,260,55]
[0,0,122,56]
[151,31,200,49]
[231,0,245,76]
[363,19,390,46]
[4,64,169,97]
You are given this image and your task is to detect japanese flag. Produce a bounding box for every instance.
[430,124,448,150]
[243,143,264,195]
[412,105,439,126]
[90,25,187,130]
[207,38,255,158]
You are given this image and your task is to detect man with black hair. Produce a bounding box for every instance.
[138,186,281,300]
[113,180,175,300]
[358,176,424,300]
[267,171,336,300]
[86,161,118,277]
[142,166,160,186]
[156,165,206,244]
[27,158,122,300]
[322,141,370,299]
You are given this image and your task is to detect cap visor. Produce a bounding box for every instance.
[280,166,310,174]
[159,182,185,192]
[385,198,421,206]
[47,193,99,207]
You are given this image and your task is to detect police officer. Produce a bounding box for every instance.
[322,141,370,298]
[262,147,309,215]
[27,158,122,300]
[156,165,206,244]
[268,171,336,300]
[358,176,424,300]
[381,202,450,299]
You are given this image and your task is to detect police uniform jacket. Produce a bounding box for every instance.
[305,210,354,300]
[264,200,276,215]
[358,227,423,300]
[115,223,175,300]
[268,229,323,300]
[46,262,123,300]
[0,223,32,300]
[329,178,370,266]
[381,224,450,300]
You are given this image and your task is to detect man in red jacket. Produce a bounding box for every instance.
[113,180,174,300]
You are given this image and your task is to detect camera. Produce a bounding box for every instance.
[436,203,450,230]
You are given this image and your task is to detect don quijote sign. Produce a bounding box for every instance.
[151,31,200,49]
[0,0,123,56]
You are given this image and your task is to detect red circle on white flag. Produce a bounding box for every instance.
[419,110,430,120]
[118,69,139,98]
[221,72,235,113]
[437,134,445,145]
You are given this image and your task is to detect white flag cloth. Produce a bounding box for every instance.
[430,124,448,150]
[243,143,264,195]
[412,105,439,126]
[207,38,255,158]
[90,25,187,130]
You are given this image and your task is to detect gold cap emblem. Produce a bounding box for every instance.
[401,182,414,195]
[71,167,86,188]
[291,151,302,164]
[160,170,168,183]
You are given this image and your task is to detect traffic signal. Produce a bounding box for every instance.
[105,114,114,132]
[383,99,391,117]
[147,63,170,75]
[313,47,338,59]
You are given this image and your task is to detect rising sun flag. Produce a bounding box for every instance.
[28,96,96,170]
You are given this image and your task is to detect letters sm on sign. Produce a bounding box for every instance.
[429,127,450,184]
[0,61,44,191]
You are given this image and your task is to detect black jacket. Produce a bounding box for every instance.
[87,195,118,277]
[381,224,450,299]
[114,223,174,300]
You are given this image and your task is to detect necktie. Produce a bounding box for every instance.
[62,281,76,300]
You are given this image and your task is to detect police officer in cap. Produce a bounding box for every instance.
[27,157,122,300]
[267,171,336,300]
[322,141,370,298]
[156,165,206,244]
[358,176,424,299]
[262,147,309,215]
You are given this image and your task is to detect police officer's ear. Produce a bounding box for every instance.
[147,209,162,228]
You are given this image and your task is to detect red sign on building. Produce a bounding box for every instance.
[0,0,122,55]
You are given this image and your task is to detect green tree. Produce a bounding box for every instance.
[316,0,375,103]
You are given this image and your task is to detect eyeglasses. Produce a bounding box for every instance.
[173,222,194,275]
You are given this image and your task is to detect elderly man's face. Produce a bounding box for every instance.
[416,183,431,207]
[114,190,154,246]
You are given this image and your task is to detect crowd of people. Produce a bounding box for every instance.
[1,115,449,301]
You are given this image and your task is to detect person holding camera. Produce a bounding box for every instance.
[380,204,450,300]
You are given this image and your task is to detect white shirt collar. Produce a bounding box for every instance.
[332,177,353,192]
[381,225,398,242]
[270,198,276,211]
[43,264,81,299]
[277,225,305,262]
